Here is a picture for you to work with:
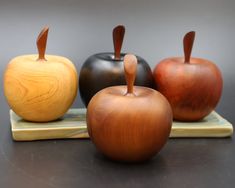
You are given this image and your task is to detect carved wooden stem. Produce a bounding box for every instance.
[113,25,125,60]
[37,27,49,61]
[124,54,137,95]
[183,31,195,63]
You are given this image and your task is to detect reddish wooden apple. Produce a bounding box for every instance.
[87,54,172,162]
[153,31,223,121]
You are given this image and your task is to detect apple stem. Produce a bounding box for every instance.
[37,26,49,61]
[113,25,125,60]
[183,31,195,63]
[124,54,137,96]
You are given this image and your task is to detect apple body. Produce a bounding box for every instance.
[153,57,223,121]
[87,86,172,162]
[4,55,78,122]
[79,53,154,106]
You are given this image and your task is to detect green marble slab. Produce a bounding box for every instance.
[10,108,233,141]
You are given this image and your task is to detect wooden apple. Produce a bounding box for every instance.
[4,27,78,122]
[87,54,172,162]
[79,25,154,107]
[153,31,223,121]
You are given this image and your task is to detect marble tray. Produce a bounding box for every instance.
[10,108,233,141]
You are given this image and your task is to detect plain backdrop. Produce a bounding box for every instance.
[0,0,234,123]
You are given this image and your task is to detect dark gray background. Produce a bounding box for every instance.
[0,0,235,187]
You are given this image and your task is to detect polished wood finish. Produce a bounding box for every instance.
[113,25,125,60]
[124,54,137,95]
[79,25,154,107]
[10,109,233,141]
[153,32,223,121]
[87,54,172,162]
[37,26,49,61]
[183,31,195,63]
[4,27,78,122]
[79,53,154,107]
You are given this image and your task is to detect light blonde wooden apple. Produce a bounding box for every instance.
[4,27,78,122]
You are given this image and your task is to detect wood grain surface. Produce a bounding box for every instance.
[4,55,78,122]
[153,31,223,121]
[86,54,172,162]
[4,27,78,122]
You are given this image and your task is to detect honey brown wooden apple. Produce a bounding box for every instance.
[87,54,172,162]
[4,27,78,122]
[153,31,223,121]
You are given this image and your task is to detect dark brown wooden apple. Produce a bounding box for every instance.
[79,25,154,107]
[87,54,172,162]
[153,31,223,121]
